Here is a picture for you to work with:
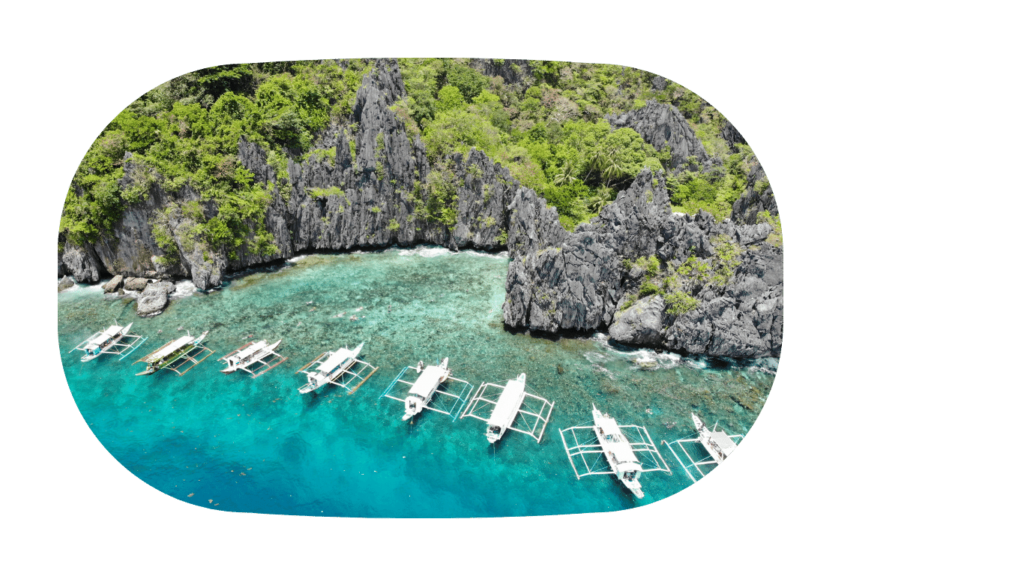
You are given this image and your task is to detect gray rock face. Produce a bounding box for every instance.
[504,169,782,358]
[58,275,75,292]
[123,277,148,292]
[57,249,65,278]
[103,275,123,293]
[61,243,101,283]
[469,59,534,89]
[721,120,747,150]
[609,102,709,172]
[609,295,664,346]
[136,281,174,317]
[731,159,777,225]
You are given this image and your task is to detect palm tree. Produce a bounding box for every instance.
[552,162,577,186]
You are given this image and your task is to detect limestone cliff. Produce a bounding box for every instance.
[59,59,783,359]
[502,170,782,358]
[61,60,517,289]
[609,101,710,172]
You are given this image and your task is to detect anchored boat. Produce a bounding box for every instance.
[219,339,287,378]
[461,373,555,443]
[662,413,744,483]
[71,323,147,362]
[296,342,378,394]
[379,358,474,423]
[133,331,213,376]
[560,404,671,499]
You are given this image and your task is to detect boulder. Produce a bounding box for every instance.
[136,281,174,317]
[609,295,665,346]
[123,277,149,291]
[102,275,124,293]
[58,275,75,292]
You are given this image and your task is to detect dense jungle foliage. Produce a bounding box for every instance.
[60,58,759,256]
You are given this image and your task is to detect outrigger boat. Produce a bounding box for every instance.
[218,339,287,378]
[379,358,474,423]
[133,331,213,376]
[662,413,744,483]
[461,373,555,443]
[295,342,378,394]
[560,404,671,499]
[70,323,147,362]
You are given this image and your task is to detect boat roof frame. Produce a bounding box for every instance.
[559,422,672,479]
[461,382,555,443]
[662,431,744,484]
[70,327,148,361]
[379,363,474,421]
[134,336,215,376]
[218,340,288,378]
[295,351,378,394]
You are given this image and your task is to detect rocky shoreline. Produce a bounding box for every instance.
[59,59,782,358]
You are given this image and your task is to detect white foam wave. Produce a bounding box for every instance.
[170,280,197,299]
[461,250,509,260]
[287,254,308,263]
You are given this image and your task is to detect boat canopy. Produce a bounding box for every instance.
[88,325,123,347]
[707,429,738,455]
[316,347,355,375]
[487,377,526,428]
[233,340,267,359]
[409,365,446,397]
[140,335,193,363]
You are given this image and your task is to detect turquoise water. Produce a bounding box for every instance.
[57,247,776,518]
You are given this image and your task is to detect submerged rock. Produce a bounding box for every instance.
[103,275,123,293]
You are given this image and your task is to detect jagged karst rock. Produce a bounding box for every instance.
[57,251,65,278]
[61,243,102,283]
[731,159,777,225]
[103,275,123,293]
[57,59,783,359]
[609,102,709,172]
[123,277,149,292]
[136,281,174,317]
[504,168,782,358]
[721,119,747,150]
[469,59,534,89]
[609,295,665,346]
[58,275,75,292]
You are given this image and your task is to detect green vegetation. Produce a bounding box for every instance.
[758,210,783,248]
[711,235,742,285]
[62,58,767,258]
[396,58,759,231]
[638,280,661,297]
[307,186,345,199]
[303,146,336,167]
[665,292,699,315]
[61,59,373,254]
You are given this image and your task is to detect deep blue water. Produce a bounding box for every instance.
[57,247,775,518]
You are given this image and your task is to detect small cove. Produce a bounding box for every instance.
[57,246,775,518]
